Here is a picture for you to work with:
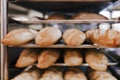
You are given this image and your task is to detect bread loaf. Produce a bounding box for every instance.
[64,49,83,66]
[86,29,120,47]
[85,50,108,71]
[47,13,66,20]
[12,69,41,80]
[88,69,117,80]
[35,27,62,46]
[39,68,63,80]
[71,12,108,20]
[37,49,60,69]
[63,28,86,46]
[2,29,38,46]
[65,68,87,80]
[15,49,38,68]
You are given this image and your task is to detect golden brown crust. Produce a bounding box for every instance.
[39,68,63,80]
[71,12,108,20]
[37,49,60,69]
[1,29,38,46]
[12,69,41,80]
[86,29,120,47]
[63,29,86,46]
[35,27,62,46]
[64,49,83,66]
[65,68,87,80]
[15,49,38,68]
[85,50,108,71]
[47,13,66,20]
[88,69,117,80]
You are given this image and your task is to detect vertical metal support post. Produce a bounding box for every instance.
[1,0,8,80]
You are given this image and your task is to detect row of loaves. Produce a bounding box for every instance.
[2,27,120,47]
[12,67,117,80]
[46,12,108,20]
[16,49,108,71]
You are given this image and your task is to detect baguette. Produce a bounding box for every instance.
[63,28,86,46]
[37,49,60,69]
[15,49,38,68]
[65,68,87,80]
[88,69,117,80]
[35,27,62,46]
[39,68,63,80]
[64,49,83,66]
[85,50,108,71]
[2,29,38,46]
[86,29,120,47]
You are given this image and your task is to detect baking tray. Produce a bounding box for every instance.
[9,0,111,2]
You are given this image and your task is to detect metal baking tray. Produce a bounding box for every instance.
[8,44,109,48]
[9,0,111,2]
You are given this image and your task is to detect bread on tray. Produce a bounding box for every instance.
[64,49,83,66]
[35,27,62,46]
[15,49,39,68]
[37,49,60,69]
[2,29,38,46]
[63,28,86,46]
[65,68,87,80]
[86,29,120,47]
[85,49,108,71]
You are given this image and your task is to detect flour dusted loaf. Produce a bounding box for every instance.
[2,29,38,46]
[86,29,120,47]
[35,27,62,46]
[37,49,60,69]
[85,49,108,71]
[39,68,63,80]
[65,68,87,80]
[88,68,117,80]
[12,68,41,80]
[63,28,86,46]
[15,49,39,68]
[64,49,83,66]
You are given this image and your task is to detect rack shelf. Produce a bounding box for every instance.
[9,44,107,48]
[9,0,111,2]
[8,18,120,24]
[51,63,118,66]
[28,63,118,67]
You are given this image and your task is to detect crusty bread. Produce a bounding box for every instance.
[39,68,63,80]
[88,69,117,80]
[71,12,108,20]
[37,49,60,69]
[65,68,87,80]
[85,50,108,71]
[64,49,83,66]
[35,27,62,46]
[86,29,120,47]
[47,13,66,20]
[63,28,86,46]
[15,49,38,68]
[12,69,41,80]
[2,29,38,46]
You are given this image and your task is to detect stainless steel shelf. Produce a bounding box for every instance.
[51,63,118,66]
[9,0,111,2]
[9,44,107,48]
[8,17,120,24]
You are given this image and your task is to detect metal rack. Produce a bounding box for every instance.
[9,0,111,2]
[1,0,120,80]
[7,44,114,48]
